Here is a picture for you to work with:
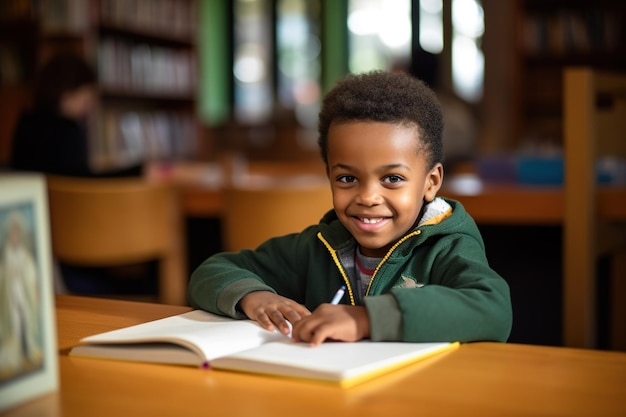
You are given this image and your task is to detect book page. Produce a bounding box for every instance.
[210,340,457,386]
[77,310,288,362]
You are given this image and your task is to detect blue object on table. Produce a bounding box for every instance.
[517,156,564,185]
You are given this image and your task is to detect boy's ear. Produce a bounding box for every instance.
[424,163,444,203]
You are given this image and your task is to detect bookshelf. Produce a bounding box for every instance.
[515,0,626,149]
[0,0,199,171]
[93,0,198,170]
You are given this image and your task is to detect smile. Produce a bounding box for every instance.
[360,217,385,224]
[352,216,391,233]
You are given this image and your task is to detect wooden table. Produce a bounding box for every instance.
[6,295,626,417]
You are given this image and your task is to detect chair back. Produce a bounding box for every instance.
[46,175,187,304]
[222,183,333,252]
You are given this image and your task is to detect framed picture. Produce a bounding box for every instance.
[0,174,58,412]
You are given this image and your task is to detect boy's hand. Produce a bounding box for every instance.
[239,291,311,335]
[291,305,371,346]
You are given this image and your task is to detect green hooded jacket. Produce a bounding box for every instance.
[188,198,512,343]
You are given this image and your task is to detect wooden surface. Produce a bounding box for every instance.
[5,295,626,417]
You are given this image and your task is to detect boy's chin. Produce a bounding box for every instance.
[353,238,394,258]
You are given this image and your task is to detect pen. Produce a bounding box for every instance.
[330,285,346,305]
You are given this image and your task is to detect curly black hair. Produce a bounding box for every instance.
[318,70,443,169]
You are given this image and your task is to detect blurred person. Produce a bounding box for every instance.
[9,53,142,177]
[9,53,150,296]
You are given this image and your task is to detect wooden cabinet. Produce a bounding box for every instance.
[514,0,626,149]
[0,0,199,170]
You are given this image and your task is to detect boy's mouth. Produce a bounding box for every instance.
[359,217,385,224]
[352,216,391,233]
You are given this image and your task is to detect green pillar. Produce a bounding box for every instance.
[198,0,229,126]
[321,0,349,94]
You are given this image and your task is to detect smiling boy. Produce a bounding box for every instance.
[188,71,512,346]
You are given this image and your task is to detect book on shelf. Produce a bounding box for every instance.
[98,39,196,95]
[100,0,197,37]
[39,0,89,33]
[95,107,197,167]
[522,8,622,56]
[70,310,459,388]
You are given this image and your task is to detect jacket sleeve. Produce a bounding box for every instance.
[187,228,317,317]
[365,233,512,343]
[188,251,274,318]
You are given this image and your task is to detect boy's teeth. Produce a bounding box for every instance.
[361,218,383,224]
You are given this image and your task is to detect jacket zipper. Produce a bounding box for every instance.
[365,230,422,296]
[317,229,422,303]
[317,232,355,305]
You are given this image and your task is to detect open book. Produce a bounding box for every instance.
[70,310,459,387]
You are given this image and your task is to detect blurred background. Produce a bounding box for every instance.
[1,0,624,349]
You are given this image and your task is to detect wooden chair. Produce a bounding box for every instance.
[46,175,187,305]
[221,182,333,252]
[563,67,626,349]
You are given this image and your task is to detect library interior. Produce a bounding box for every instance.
[1,0,625,352]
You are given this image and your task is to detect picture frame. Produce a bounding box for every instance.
[0,173,58,412]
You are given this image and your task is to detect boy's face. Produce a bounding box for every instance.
[326,121,443,258]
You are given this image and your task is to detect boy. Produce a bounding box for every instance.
[188,71,512,346]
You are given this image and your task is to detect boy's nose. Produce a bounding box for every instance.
[355,183,383,206]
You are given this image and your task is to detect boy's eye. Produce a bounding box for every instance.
[383,175,404,184]
[337,175,357,183]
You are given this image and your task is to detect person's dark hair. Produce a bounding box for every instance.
[33,53,97,112]
[318,70,443,169]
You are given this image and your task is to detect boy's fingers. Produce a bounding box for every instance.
[291,316,323,344]
[269,310,291,334]
[295,304,312,316]
[308,330,327,347]
[282,307,306,324]
[254,311,276,332]
[306,322,335,346]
